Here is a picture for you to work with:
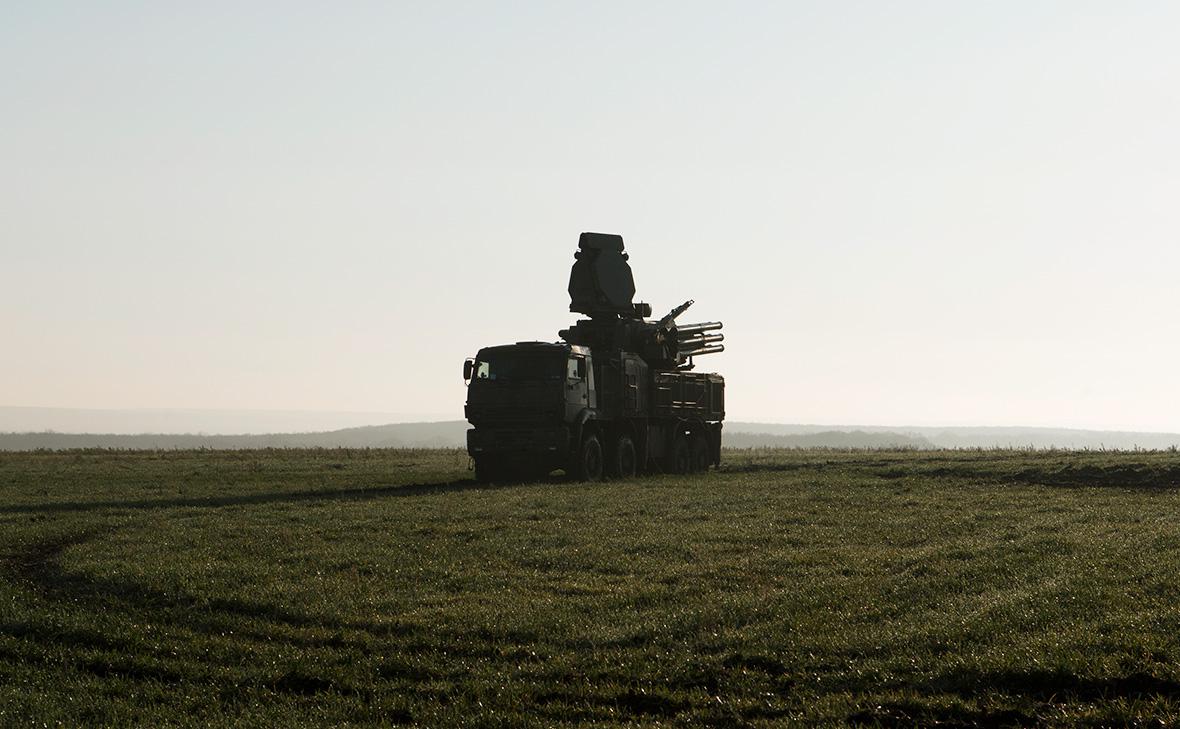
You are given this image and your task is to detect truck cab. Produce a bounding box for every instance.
[464,342,597,481]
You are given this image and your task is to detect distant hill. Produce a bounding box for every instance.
[0,406,456,435]
[2,420,1178,451]
[725,423,1180,450]
[0,421,471,451]
[723,429,934,449]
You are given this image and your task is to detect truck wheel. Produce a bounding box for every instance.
[575,434,603,482]
[611,435,637,479]
[668,436,690,475]
[691,434,710,472]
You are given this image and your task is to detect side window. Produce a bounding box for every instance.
[567,357,585,380]
[476,361,490,379]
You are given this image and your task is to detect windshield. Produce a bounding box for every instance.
[474,354,564,383]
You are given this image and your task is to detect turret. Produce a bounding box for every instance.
[559,232,724,369]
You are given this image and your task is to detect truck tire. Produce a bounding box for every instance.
[610,434,637,479]
[690,433,710,472]
[574,434,604,482]
[668,436,690,475]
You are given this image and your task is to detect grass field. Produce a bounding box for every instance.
[2,448,1180,726]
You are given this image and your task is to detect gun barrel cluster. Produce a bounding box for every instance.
[677,321,725,359]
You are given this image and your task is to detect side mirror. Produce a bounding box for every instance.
[463,359,474,382]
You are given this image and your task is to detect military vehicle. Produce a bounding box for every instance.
[463,233,725,482]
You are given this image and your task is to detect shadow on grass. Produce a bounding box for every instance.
[876,462,1180,490]
[849,666,1180,727]
[1004,464,1180,490]
[0,476,536,515]
[718,457,1180,490]
[929,666,1180,702]
[847,700,1040,728]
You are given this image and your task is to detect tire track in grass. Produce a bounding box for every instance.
[0,529,407,706]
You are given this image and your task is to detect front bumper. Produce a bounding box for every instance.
[467,426,570,457]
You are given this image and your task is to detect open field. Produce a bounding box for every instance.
[2,448,1180,726]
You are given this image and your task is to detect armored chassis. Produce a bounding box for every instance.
[464,233,725,482]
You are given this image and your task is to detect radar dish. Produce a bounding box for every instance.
[568,232,637,316]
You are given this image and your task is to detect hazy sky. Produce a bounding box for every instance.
[4,2,1179,431]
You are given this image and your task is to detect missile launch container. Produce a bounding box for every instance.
[463,233,725,482]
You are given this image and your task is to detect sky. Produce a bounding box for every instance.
[3,1,1179,433]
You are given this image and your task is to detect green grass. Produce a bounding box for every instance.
[2,448,1180,726]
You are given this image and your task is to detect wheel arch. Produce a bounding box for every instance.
[570,408,600,452]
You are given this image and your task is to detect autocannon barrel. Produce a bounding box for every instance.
[679,333,724,347]
[681,344,725,358]
[675,321,723,337]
